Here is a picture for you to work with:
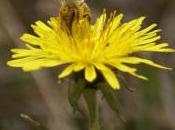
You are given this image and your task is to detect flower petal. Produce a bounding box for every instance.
[108,61,148,80]
[93,11,106,38]
[135,43,175,52]
[7,57,64,71]
[73,63,85,72]
[95,63,120,89]
[31,21,53,37]
[85,65,97,82]
[58,64,75,78]
[20,34,41,45]
[120,57,172,70]
[47,17,60,30]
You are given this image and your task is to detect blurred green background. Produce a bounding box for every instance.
[0,0,175,130]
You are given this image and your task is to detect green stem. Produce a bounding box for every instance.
[84,88,100,130]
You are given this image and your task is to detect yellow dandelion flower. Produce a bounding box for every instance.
[7,9,174,89]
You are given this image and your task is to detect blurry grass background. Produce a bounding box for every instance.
[0,0,175,130]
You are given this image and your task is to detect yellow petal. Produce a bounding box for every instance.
[31,21,53,37]
[58,64,75,78]
[137,24,157,35]
[130,17,145,31]
[20,34,41,45]
[7,58,64,71]
[47,17,59,30]
[85,65,97,82]
[120,57,172,70]
[73,63,85,72]
[143,43,175,52]
[118,65,148,80]
[93,11,106,38]
[7,57,39,67]
[138,36,161,45]
[108,61,148,80]
[95,63,120,89]
[11,49,42,58]
[35,21,52,31]
[108,13,124,34]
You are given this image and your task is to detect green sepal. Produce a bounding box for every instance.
[84,88,100,130]
[68,78,86,113]
[98,83,126,122]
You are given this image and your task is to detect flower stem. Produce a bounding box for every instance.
[84,88,100,130]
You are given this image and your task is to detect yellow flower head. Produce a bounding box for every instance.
[7,4,174,89]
